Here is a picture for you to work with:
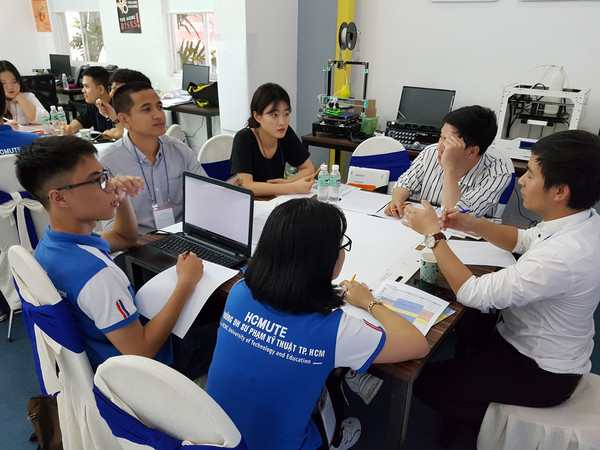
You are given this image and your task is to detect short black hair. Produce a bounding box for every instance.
[248,82,291,128]
[82,66,110,91]
[443,105,497,155]
[245,198,347,314]
[0,82,5,115]
[113,81,154,115]
[531,130,600,210]
[109,68,151,86]
[15,136,97,208]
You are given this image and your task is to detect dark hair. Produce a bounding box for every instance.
[531,130,600,210]
[112,81,154,115]
[109,68,151,86]
[82,66,110,91]
[0,82,5,115]
[0,60,30,120]
[245,198,347,314]
[15,136,97,208]
[247,82,291,128]
[443,105,497,155]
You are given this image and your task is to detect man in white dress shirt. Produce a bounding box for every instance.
[403,130,600,442]
[385,105,511,218]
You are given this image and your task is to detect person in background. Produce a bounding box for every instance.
[207,198,428,450]
[62,66,122,139]
[100,81,206,234]
[403,130,600,446]
[0,86,38,155]
[0,60,46,125]
[15,136,216,378]
[230,82,315,196]
[385,105,511,218]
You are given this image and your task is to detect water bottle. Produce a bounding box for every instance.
[328,164,341,203]
[61,73,69,89]
[49,106,60,136]
[317,163,329,202]
[40,110,52,136]
[57,106,67,130]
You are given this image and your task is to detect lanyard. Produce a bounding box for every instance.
[130,136,170,205]
[255,129,285,180]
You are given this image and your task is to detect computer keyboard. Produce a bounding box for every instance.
[150,235,239,268]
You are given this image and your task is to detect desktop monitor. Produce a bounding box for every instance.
[49,54,72,78]
[182,64,210,91]
[396,86,456,131]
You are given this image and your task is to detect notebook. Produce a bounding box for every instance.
[128,172,253,272]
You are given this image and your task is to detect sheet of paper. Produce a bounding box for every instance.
[161,96,194,108]
[372,279,449,336]
[447,240,516,267]
[135,262,237,338]
[337,189,391,215]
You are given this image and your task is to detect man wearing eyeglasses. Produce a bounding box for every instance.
[15,136,216,379]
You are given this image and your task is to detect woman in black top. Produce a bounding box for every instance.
[230,82,315,196]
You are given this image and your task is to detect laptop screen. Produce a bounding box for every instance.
[182,64,210,90]
[396,86,456,131]
[183,173,253,255]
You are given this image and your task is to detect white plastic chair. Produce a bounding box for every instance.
[349,136,410,193]
[478,373,600,450]
[8,245,118,449]
[197,134,234,181]
[0,154,49,342]
[165,124,186,142]
[94,355,247,449]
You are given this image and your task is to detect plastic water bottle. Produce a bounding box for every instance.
[61,73,69,89]
[329,164,341,203]
[49,106,60,135]
[40,110,52,136]
[57,106,67,130]
[317,163,329,202]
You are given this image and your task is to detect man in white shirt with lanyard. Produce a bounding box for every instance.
[385,105,512,218]
[100,81,206,234]
[403,130,600,443]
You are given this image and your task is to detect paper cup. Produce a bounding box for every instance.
[420,251,440,284]
[80,129,92,141]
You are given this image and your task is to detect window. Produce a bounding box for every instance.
[64,11,106,63]
[172,13,216,75]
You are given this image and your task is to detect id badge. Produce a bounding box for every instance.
[152,204,175,229]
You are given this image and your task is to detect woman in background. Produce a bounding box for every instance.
[0,60,45,125]
[206,198,428,450]
[230,82,315,196]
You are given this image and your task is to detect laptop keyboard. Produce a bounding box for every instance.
[150,235,240,268]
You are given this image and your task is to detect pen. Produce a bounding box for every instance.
[312,163,325,180]
[344,274,357,295]
[392,204,408,212]
[458,209,471,214]
[182,250,191,260]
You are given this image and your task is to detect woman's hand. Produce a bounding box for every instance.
[339,279,374,311]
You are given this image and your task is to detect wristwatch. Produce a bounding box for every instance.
[111,119,120,125]
[424,232,446,249]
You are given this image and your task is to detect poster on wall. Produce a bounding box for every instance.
[116,0,142,34]
[31,0,52,32]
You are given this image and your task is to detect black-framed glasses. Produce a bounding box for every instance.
[56,169,109,191]
[340,234,352,252]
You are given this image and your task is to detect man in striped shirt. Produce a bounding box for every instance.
[385,105,511,218]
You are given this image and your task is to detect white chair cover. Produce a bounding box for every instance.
[165,124,186,142]
[197,134,234,181]
[478,373,600,450]
[0,154,49,341]
[94,355,246,449]
[486,145,516,218]
[8,245,118,449]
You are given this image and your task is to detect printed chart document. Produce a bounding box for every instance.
[372,279,449,336]
[135,262,238,338]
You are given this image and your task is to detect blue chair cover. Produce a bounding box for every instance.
[17,288,85,396]
[0,189,40,249]
[349,152,411,181]
[93,386,248,450]
[202,160,230,182]
[499,173,516,205]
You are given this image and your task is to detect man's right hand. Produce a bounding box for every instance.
[441,209,476,232]
[384,187,410,219]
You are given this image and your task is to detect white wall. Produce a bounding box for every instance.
[354,0,600,134]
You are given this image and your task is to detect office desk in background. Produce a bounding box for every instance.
[163,103,219,140]
[302,132,528,177]
[56,86,83,101]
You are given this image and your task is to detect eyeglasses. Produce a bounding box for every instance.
[340,234,352,252]
[56,169,109,191]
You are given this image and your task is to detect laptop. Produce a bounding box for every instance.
[126,172,253,274]
[182,64,210,91]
